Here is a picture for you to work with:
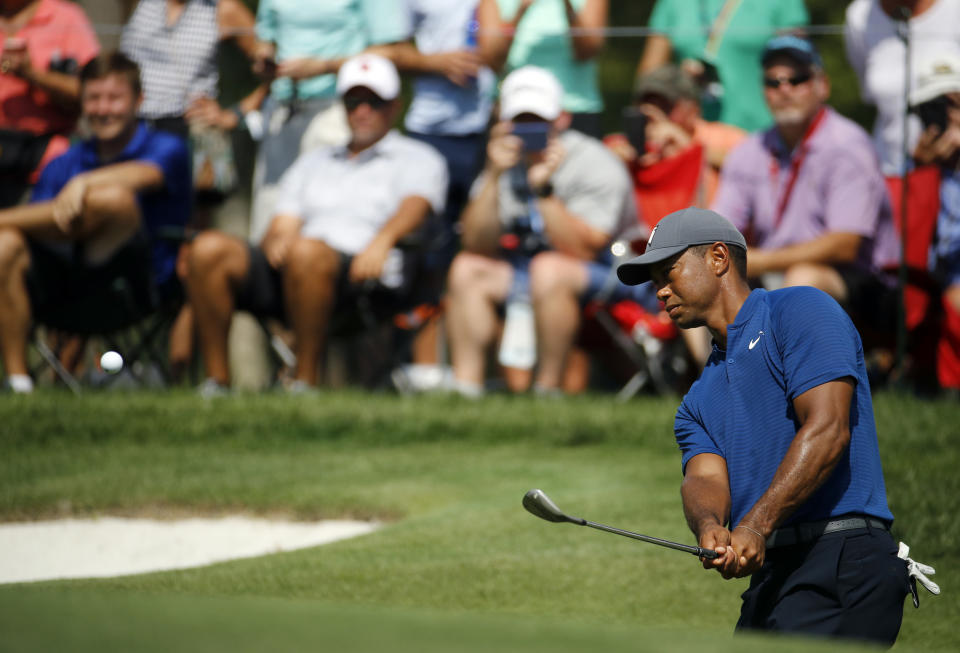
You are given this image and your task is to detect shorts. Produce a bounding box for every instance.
[235,243,413,322]
[25,231,157,333]
[737,526,909,646]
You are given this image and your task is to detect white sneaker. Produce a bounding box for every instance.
[197,378,229,398]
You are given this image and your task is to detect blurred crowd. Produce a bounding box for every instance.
[1,0,959,398]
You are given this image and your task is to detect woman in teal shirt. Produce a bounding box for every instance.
[637,0,808,132]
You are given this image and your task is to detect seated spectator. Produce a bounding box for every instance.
[248,0,408,243]
[476,0,607,137]
[186,54,447,394]
[911,53,960,393]
[445,66,646,397]
[0,0,100,207]
[637,0,808,131]
[605,64,745,230]
[712,36,899,330]
[605,64,745,366]
[0,52,191,393]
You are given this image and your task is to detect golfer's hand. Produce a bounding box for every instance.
[52,175,88,234]
[731,524,766,578]
[698,524,738,578]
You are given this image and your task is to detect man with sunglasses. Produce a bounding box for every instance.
[185,54,447,394]
[711,36,899,334]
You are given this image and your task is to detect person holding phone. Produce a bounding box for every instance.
[911,53,960,394]
[445,66,645,397]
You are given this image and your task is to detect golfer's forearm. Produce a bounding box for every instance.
[681,476,730,537]
[739,423,849,535]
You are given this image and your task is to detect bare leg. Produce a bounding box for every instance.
[283,237,340,386]
[530,252,589,391]
[0,228,32,377]
[186,231,250,386]
[445,253,513,387]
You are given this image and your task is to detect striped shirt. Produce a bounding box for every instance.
[120,0,220,119]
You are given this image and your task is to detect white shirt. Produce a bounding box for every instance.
[844,0,960,174]
[273,130,448,255]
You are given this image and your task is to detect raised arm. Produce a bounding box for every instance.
[475,0,534,72]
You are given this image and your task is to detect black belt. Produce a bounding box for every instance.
[765,515,889,549]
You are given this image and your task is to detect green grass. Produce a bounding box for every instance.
[0,390,957,651]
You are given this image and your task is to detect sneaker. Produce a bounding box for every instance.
[4,374,34,394]
[197,378,230,398]
[284,379,318,395]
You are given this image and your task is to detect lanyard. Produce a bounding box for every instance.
[769,107,827,228]
[701,0,744,61]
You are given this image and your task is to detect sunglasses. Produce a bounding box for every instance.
[763,72,813,89]
[343,94,389,111]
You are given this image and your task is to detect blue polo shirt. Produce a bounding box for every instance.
[675,287,893,528]
[31,122,191,287]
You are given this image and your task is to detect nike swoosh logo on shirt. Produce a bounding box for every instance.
[749,332,764,350]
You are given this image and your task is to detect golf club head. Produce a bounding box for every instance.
[522,489,584,524]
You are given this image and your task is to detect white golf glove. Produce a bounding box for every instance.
[898,541,940,608]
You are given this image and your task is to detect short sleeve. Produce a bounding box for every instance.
[675,399,723,473]
[562,147,633,236]
[272,151,315,217]
[138,133,191,202]
[361,0,409,45]
[30,154,71,202]
[396,144,448,215]
[820,147,887,239]
[255,0,277,43]
[775,0,810,30]
[710,141,755,234]
[773,288,861,401]
[648,0,676,35]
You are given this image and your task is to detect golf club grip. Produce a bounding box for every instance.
[697,547,719,560]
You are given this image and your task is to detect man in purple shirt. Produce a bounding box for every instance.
[712,36,898,329]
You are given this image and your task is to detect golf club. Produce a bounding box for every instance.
[522,489,719,559]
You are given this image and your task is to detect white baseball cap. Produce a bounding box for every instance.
[911,52,960,105]
[336,53,400,100]
[499,66,563,121]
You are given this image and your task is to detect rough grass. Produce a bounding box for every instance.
[0,389,956,652]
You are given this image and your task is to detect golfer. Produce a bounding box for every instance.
[617,207,910,645]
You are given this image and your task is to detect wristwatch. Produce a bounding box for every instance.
[533,181,554,198]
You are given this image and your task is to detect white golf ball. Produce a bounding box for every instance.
[100,351,123,374]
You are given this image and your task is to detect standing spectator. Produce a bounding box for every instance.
[185,54,447,394]
[712,37,899,332]
[375,0,496,387]
[120,0,261,141]
[445,66,641,397]
[248,0,408,243]
[0,52,191,394]
[476,0,607,137]
[0,0,100,207]
[911,53,960,393]
[637,0,808,131]
[844,0,960,176]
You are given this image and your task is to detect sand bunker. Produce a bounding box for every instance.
[0,516,379,584]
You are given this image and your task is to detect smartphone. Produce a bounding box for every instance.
[622,106,647,154]
[916,96,950,132]
[512,122,550,152]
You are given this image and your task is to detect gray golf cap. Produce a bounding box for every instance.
[617,207,746,285]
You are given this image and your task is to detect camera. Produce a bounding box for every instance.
[915,95,950,131]
[512,122,550,152]
[621,106,647,154]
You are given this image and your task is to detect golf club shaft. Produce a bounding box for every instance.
[583,520,719,559]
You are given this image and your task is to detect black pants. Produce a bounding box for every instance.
[737,528,909,647]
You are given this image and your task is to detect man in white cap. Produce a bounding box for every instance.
[912,52,960,394]
[186,53,448,393]
[445,65,642,396]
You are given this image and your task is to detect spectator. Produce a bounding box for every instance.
[248,0,408,243]
[605,64,745,366]
[844,0,960,176]
[637,0,808,131]
[375,0,496,388]
[186,54,447,394]
[445,66,642,397]
[0,52,191,394]
[0,0,100,207]
[120,0,262,141]
[712,36,899,331]
[476,0,607,137]
[911,53,960,393]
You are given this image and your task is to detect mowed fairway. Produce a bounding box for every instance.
[0,390,956,652]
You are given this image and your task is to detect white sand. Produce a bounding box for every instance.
[0,516,379,585]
